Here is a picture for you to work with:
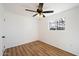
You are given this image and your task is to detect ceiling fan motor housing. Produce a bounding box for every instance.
[37,9,42,14]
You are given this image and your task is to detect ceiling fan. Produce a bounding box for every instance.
[25,3,54,18]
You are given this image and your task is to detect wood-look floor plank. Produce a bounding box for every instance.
[8,48,12,56]
[16,46,22,56]
[24,44,34,56]
[28,43,39,56]
[12,47,16,56]
[30,42,51,56]
[3,40,76,56]
[22,45,30,56]
[37,42,59,56]
[19,46,27,56]
[25,44,37,56]
[39,42,56,55]
[37,43,54,56]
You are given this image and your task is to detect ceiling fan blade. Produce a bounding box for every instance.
[38,3,44,10]
[33,14,38,17]
[25,9,36,12]
[43,11,54,13]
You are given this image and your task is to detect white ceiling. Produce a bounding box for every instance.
[3,3,79,16]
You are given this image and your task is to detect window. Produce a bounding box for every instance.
[49,18,65,30]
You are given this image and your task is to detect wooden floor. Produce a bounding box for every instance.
[3,41,75,56]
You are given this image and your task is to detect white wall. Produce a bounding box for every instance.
[4,11,39,49]
[0,4,4,56]
[39,6,79,55]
